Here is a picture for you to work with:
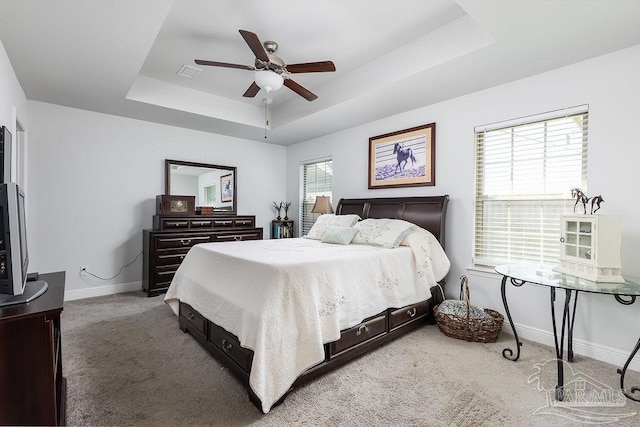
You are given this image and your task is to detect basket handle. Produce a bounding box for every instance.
[459,275,471,319]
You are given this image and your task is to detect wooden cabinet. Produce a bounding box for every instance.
[143,215,263,296]
[555,214,623,282]
[0,271,66,426]
[271,220,294,239]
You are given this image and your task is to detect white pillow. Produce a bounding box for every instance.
[305,214,361,240]
[321,226,359,245]
[351,218,416,248]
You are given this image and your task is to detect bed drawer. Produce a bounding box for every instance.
[329,314,387,357]
[389,300,430,330]
[180,303,207,335]
[209,323,254,372]
[156,235,211,249]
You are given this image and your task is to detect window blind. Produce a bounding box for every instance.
[474,108,588,267]
[299,158,333,235]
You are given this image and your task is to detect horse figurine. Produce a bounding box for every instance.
[570,188,590,214]
[393,143,417,174]
[590,195,604,214]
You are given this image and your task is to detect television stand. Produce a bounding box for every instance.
[0,280,48,307]
[0,272,66,426]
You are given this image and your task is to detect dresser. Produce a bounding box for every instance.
[143,215,263,297]
[0,271,66,426]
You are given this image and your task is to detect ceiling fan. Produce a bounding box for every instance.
[195,30,336,101]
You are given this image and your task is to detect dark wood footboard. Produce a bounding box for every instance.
[178,282,444,412]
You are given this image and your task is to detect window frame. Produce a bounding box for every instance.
[299,158,333,236]
[473,106,589,268]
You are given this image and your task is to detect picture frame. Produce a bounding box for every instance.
[220,174,233,202]
[368,123,436,189]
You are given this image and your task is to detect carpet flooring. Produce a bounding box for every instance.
[61,291,640,426]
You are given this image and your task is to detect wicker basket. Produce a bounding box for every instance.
[433,275,504,343]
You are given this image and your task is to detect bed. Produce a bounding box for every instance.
[164,195,450,413]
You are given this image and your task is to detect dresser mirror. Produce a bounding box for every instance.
[165,159,236,215]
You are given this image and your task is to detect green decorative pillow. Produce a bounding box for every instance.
[351,218,416,248]
[321,226,359,245]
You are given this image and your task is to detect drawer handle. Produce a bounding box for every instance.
[407,307,417,318]
[560,237,565,243]
[221,339,233,352]
[217,221,232,225]
[188,311,195,320]
[180,255,185,260]
[356,325,369,336]
[234,235,243,241]
[180,239,191,246]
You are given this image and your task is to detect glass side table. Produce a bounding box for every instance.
[495,264,640,402]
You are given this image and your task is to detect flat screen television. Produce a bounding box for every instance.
[0,183,47,307]
[0,126,12,184]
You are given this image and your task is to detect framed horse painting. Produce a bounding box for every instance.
[368,123,436,189]
[220,173,233,202]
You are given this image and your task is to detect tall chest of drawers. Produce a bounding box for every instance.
[143,215,263,297]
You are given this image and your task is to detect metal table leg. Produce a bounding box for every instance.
[501,275,523,361]
[614,294,640,401]
[549,288,578,401]
[617,337,640,402]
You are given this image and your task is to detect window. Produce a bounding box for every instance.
[204,185,216,205]
[300,158,333,235]
[474,106,588,267]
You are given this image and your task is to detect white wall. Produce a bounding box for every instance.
[287,44,640,368]
[26,101,286,296]
[0,38,28,190]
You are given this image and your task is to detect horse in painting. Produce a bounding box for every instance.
[393,143,417,174]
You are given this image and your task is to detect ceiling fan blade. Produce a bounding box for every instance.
[243,82,261,98]
[286,61,336,74]
[195,60,254,71]
[239,29,269,63]
[284,79,318,101]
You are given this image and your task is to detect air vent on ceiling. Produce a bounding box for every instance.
[177,65,202,79]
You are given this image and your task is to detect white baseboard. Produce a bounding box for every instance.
[512,322,640,372]
[64,281,143,301]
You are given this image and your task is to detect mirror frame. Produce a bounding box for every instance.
[165,159,237,216]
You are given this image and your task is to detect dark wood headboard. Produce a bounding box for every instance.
[335,195,450,249]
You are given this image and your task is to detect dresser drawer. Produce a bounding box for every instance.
[156,250,189,267]
[211,229,263,242]
[189,219,214,228]
[156,235,211,249]
[211,218,235,227]
[329,314,387,357]
[389,300,430,330]
[234,217,255,227]
[154,266,178,287]
[159,219,190,229]
[209,323,254,372]
[180,303,207,335]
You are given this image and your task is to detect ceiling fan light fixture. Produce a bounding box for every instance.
[254,70,284,92]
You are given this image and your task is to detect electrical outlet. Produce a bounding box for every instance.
[80,266,89,276]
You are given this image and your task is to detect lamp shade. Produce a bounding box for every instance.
[311,196,334,214]
[254,70,284,92]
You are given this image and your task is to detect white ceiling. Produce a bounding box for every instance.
[1,0,640,145]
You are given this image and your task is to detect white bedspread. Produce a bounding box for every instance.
[164,229,449,413]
